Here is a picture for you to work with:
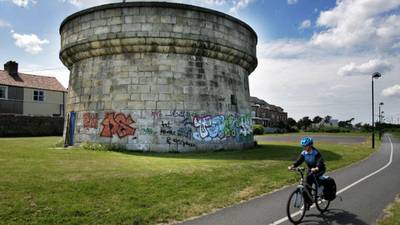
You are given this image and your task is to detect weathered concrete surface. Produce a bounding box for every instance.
[60,2,258,151]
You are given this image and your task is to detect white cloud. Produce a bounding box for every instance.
[382,84,400,97]
[257,39,308,58]
[312,0,400,50]
[12,32,49,54]
[63,0,229,8]
[204,0,226,5]
[62,0,256,13]
[229,0,253,12]
[393,42,400,49]
[337,59,392,76]
[62,0,117,7]
[0,19,11,28]
[287,0,298,5]
[299,19,311,29]
[4,0,37,7]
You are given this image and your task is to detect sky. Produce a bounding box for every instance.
[0,0,399,124]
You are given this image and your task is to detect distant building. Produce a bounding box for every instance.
[0,61,67,117]
[318,119,339,127]
[250,96,287,128]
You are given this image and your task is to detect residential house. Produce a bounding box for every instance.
[0,61,67,117]
[250,96,288,128]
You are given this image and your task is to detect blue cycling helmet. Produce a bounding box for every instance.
[300,137,313,147]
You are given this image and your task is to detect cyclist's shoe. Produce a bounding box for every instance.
[305,201,314,210]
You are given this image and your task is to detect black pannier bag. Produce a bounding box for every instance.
[320,176,337,201]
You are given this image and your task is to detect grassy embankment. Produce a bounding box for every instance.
[0,135,377,225]
[376,194,400,225]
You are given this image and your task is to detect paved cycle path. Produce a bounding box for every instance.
[255,134,368,144]
[175,134,399,225]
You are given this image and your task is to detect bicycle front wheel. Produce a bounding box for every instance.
[286,189,306,224]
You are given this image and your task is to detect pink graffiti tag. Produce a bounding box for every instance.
[100,112,136,138]
[151,111,161,119]
[83,112,98,128]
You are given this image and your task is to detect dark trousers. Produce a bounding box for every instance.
[305,171,325,204]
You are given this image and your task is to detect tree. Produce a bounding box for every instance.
[346,118,355,129]
[338,121,347,128]
[355,122,363,129]
[298,116,312,131]
[312,116,323,124]
[324,115,332,124]
[339,118,355,128]
[361,123,372,132]
[287,117,297,127]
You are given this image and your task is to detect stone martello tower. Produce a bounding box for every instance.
[60,2,258,152]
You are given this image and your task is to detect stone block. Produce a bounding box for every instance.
[158,94,171,101]
[157,101,174,109]
[141,93,159,101]
[128,101,145,109]
[144,101,156,110]
[129,85,151,93]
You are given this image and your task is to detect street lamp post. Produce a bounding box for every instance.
[378,102,384,140]
[372,72,381,148]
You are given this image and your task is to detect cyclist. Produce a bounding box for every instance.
[288,137,326,209]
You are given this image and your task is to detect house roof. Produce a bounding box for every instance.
[250,96,269,105]
[250,96,286,113]
[0,70,67,92]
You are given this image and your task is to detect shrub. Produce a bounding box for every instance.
[287,127,299,133]
[81,142,108,151]
[80,142,125,151]
[253,124,264,135]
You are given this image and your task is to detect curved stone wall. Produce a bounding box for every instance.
[60,2,258,151]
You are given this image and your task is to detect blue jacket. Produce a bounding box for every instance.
[293,148,326,172]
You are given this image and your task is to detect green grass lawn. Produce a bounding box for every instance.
[259,131,371,137]
[392,131,400,139]
[0,136,377,225]
[376,194,400,225]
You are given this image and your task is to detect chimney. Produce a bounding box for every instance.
[4,61,19,78]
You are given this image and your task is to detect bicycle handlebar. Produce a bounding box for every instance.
[289,167,305,172]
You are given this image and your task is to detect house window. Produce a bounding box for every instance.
[0,86,7,99]
[33,90,44,102]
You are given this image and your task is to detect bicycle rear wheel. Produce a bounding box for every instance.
[286,189,306,224]
[315,185,330,213]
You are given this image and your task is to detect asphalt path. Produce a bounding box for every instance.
[176,134,399,225]
[255,134,368,144]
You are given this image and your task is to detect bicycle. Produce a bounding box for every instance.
[286,167,330,224]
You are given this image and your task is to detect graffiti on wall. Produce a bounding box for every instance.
[192,115,225,141]
[191,114,252,141]
[151,111,161,119]
[154,110,253,144]
[141,128,154,135]
[83,112,98,129]
[85,109,251,146]
[100,112,136,138]
[166,137,196,147]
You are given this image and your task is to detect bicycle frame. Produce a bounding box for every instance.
[293,167,320,203]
